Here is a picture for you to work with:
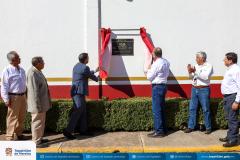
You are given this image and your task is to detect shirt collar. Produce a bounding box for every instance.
[196,62,207,67]
[227,63,236,70]
[32,66,42,73]
[155,57,163,61]
[9,64,20,70]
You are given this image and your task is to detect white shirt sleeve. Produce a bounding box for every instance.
[233,70,240,103]
[195,64,213,81]
[1,69,9,103]
[147,63,160,82]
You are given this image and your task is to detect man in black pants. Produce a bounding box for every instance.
[220,52,240,147]
[63,53,99,139]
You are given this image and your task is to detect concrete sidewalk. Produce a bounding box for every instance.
[0,130,240,153]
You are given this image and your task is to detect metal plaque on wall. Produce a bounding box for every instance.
[112,39,134,56]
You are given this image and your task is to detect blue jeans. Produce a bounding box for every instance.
[188,87,212,130]
[152,84,167,134]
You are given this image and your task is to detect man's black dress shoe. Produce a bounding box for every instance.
[223,141,238,147]
[204,129,212,134]
[40,139,49,143]
[147,133,166,138]
[63,129,76,140]
[184,128,194,133]
[219,137,228,142]
[17,135,28,140]
[36,139,49,148]
[147,131,156,136]
[36,143,49,148]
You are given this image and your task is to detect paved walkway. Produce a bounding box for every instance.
[0,130,239,153]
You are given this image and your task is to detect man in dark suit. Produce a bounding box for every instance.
[63,53,99,139]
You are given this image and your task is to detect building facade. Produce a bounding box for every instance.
[0,0,239,99]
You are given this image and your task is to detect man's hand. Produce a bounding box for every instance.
[147,64,151,70]
[144,71,147,76]
[95,67,100,73]
[187,64,195,73]
[144,64,151,76]
[5,100,11,108]
[192,66,196,73]
[187,64,192,73]
[232,102,239,110]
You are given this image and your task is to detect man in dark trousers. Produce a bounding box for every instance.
[220,52,240,147]
[63,53,99,139]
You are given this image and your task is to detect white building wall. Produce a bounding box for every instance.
[101,0,240,77]
[0,0,240,85]
[0,0,86,78]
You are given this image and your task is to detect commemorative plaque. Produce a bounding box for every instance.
[112,39,134,56]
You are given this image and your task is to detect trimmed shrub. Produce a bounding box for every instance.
[0,102,7,133]
[0,98,229,133]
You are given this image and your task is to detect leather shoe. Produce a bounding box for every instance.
[223,141,238,147]
[36,139,49,148]
[36,143,49,148]
[184,128,194,133]
[147,131,156,136]
[40,139,49,143]
[147,133,166,138]
[63,129,76,140]
[17,135,28,140]
[204,129,212,134]
[219,137,228,142]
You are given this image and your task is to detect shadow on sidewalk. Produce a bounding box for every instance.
[43,131,108,146]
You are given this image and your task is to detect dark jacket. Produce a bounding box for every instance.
[71,63,98,96]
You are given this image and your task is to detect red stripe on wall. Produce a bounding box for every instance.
[49,84,223,100]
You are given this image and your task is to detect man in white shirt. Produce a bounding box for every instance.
[220,52,240,147]
[184,51,213,134]
[1,51,27,140]
[145,47,170,137]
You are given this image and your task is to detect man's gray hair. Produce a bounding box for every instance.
[32,56,43,67]
[7,51,18,63]
[197,51,207,61]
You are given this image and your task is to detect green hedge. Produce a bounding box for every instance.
[0,98,228,133]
